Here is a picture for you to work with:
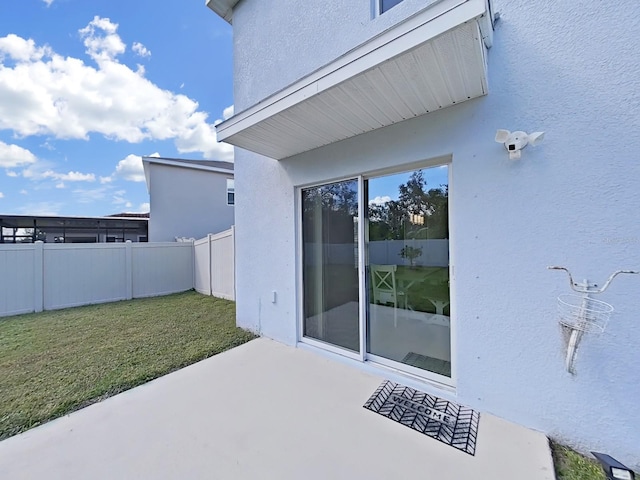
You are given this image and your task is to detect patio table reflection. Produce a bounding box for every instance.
[395,266,450,315]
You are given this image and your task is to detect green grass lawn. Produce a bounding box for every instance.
[0,291,256,440]
[552,441,606,480]
[551,440,639,480]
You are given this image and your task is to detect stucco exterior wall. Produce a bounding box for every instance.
[231,0,640,468]
[148,164,234,242]
[232,0,438,110]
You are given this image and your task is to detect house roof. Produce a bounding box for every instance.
[106,212,150,219]
[0,214,148,233]
[141,156,234,195]
[205,0,240,23]
[216,0,494,160]
[142,156,234,171]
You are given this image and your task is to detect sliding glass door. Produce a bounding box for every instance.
[301,179,360,352]
[365,167,451,378]
[300,164,451,380]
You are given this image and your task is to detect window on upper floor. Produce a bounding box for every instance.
[379,0,404,14]
[227,179,235,206]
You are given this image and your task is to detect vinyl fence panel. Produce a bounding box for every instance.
[132,242,194,298]
[194,236,211,295]
[193,228,235,300]
[43,243,128,310]
[0,241,196,318]
[0,244,37,316]
[210,227,235,300]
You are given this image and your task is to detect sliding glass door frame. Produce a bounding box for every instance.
[296,176,362,362]
[356,175,367,362]
[296,161,456,388]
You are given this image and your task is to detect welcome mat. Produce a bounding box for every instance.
[363,380,480,455]
[402,352,451,377]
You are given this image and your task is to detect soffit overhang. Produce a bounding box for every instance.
[205,0,240,23]
[217,0,493,160]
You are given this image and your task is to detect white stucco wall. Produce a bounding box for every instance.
[148,164,234,242]
[232,0,438,110]
[230,0,640,467]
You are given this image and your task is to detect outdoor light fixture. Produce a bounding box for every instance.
[409,213,425,225]
[591,452,635,480]
[495,129,544,160]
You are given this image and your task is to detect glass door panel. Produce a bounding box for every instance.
[302,179,360,352]
[366,167,451,377]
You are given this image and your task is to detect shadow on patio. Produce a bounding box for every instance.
[0,338,554,479]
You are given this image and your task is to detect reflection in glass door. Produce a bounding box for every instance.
[301,179,360,352]
[366,167,451,377]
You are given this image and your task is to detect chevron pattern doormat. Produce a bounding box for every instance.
[363,380,480,455]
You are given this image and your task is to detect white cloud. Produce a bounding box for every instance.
[112,189,128,205]
[0,192,4,198]
[79,16,125,63]
[369,195,392,206]
[0,141,38,168]
[42,0,54,6]
[0,20,232,160]
[125,201,133,208]
[72,186,109,203]
[17,201,62,216]
[0,34,51,62]
[21,163,96,183]
[6,171,19,177]
[114,154,145,182]
[137,202,150,213]
[43,170,96,182]
[132,42,150,58]
[21,163,50,180]
[99,176,112,184]
[20,189,27,194]
[148,151,160,157]
[223,105,234,120]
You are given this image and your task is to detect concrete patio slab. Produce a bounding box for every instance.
[0,338,555,479]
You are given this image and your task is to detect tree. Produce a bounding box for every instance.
[368,170,448,241]
[399,245,423,267]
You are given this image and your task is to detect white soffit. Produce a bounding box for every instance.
[217,0,492,160]
[205,0,240,23]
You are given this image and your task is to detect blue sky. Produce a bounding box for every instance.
[0,0,233,216]
[368,166,449,205]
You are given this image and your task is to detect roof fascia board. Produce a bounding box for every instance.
[478,0,494,47]
[142,157,234,175]
[142,159,152,194]
[217,0,486,142]
[0,214,148,223]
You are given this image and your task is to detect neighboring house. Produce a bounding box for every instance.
[0,214,148,243]
[207,0,640,466]
[142,157,234,242]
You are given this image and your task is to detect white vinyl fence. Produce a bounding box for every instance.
[303,239,449,267]
[194,227,235,300]
[0,241,194,318]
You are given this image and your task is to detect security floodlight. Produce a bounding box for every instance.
[591,452,635,480]
[495,129,545,160]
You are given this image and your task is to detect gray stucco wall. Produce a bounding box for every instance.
[230,0,640,467]
[148,164,234,242]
